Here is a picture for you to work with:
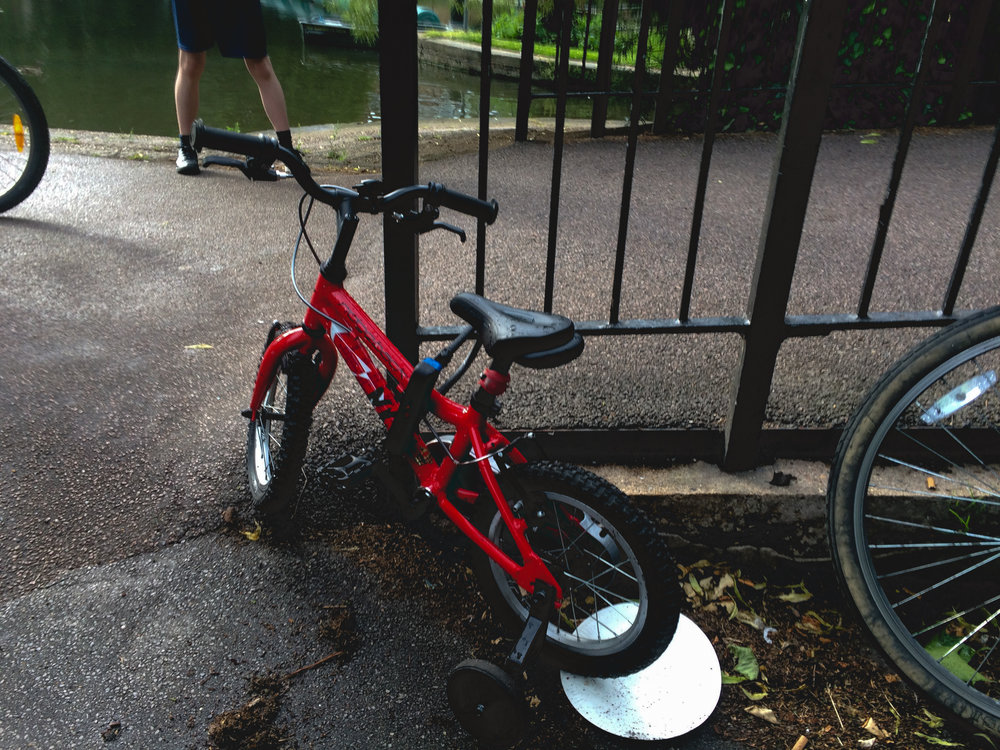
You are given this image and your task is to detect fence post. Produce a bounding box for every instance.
[379,0,420,363]
[722,0,848,470]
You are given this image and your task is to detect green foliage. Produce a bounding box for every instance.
[323,0,377,45]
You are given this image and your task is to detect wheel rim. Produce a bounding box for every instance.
[250,367,286,490]
[487,490,648,656]
[853,334,1000,717]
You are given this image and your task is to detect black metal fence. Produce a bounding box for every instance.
[377,0,1000,469]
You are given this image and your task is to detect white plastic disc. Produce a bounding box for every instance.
[560,608,721,740]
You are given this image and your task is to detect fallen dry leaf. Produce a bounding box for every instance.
[863,717,890,739]
[745,706,780,724]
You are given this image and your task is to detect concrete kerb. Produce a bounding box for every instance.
[593,461,833,567]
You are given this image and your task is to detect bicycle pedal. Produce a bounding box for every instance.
[321,453,373,484]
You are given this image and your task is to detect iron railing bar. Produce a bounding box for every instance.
[543,0,573,314]
[944,0,993,125]
[580,0,595,72]
[609,0,654,325]
[857,0,947,318]
[680,0,734,323]
[784,309,965,335]
[475,0,493,297]
[417,308,975,344]
[653,0,685,135]
[515,0,539,142]
[526,78,1000,105]
[379,0,419,363]
[417,316,750,341]
[943,119,1000,315]
[590,0,619,136]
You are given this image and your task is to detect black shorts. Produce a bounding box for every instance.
[172,0,268,59]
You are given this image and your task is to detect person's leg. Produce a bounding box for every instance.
[174,49,207,174]
[244,56,290,134]
[175,49,207,137]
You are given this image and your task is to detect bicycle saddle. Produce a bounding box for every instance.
[450,292,584,369]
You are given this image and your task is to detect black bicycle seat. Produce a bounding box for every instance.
[450,292,583,368]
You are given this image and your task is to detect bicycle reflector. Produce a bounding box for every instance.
[921,370,997,424]
[13,114,24,152]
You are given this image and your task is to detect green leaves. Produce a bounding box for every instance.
[925,633,991,685]
[722,644,760,684]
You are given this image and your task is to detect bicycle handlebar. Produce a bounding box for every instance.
[191,120,499,224]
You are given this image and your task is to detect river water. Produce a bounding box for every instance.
[0,0,564,137]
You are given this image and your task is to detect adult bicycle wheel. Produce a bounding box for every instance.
[472,461,682,678]
[246,324,322,526]
[0,56,49,213]
[829,307,1000,735]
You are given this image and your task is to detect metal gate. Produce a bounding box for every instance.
[376,0,1000,469]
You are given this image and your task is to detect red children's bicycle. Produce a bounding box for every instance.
[194,121,683,746]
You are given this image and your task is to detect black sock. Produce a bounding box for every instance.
[179,134,192,149]
[276,129,293,149]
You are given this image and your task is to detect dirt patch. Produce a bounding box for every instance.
[207,673,288,750]
[316,602,361,664]
[679,560,993,749]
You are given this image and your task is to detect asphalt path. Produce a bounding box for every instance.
[1,128,998,748]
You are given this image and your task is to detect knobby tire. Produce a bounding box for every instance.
[472,461,682,677]
[246,324,322,527]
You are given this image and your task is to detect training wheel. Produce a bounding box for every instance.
[447,659,526,748]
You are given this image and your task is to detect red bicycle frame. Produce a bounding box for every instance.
[247,271,562,601]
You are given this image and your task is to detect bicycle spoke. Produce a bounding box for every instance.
[873,452,1000,505]
[969,637,1000,687]
[935,607,1000,664]
[866,515,1000,546]
[561,570,635,612]
[879,544,1000,579]
[580,547,639,584]
[912,591,1000,638]
[891,548,1000,608]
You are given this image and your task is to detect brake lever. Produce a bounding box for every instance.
[391,209,467,242]
[432,221,467,243]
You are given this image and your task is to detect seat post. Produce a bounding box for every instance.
[470,362,511,416]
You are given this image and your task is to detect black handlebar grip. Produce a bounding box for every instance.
[429,183,499,225]
[191,119,279,162]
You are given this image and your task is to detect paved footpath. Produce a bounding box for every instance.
[1,126,997,748]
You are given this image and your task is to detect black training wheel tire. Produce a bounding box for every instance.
[828,306,1000,736]
[245,323,322,527]
[447,659,525,749]
[0,56,49,213]
[471,461,682,678]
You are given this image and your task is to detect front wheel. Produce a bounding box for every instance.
[471,461,682,677]
[0,57,49,213]
[828,307,1000,735]
[246,325,321,525]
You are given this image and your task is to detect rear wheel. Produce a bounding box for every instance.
[471,461,682,677]
[828,307,1000,734]
[246,325,321,525]
[0,57,49,213]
